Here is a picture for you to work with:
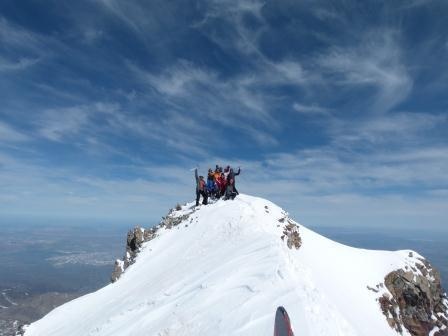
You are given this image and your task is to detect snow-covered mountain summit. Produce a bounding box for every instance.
[22,194,447,336]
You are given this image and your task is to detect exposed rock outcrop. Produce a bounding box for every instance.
[161,212,191,230]
[111,225,151,283]
[16,325,26,336]
[376,257,448,336]
[279,212,302,250]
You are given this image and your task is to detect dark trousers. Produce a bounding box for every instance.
[196,189,208,206]
[224,185,237,200]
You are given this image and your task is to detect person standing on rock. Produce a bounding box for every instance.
[195,168,208,206]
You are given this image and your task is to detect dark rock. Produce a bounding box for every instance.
[378,259,448,336]
[111,226,157,283]
[110,259,124,283]
[161,214,190,229]
[15,325,26,336]
[367,285,379,293]
[379,293,402,333]
[159,206,192,230]
[281,219,302,250]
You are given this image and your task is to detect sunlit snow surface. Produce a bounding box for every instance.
[24,194,418,336]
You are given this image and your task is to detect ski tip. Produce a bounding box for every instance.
[274,306,294,336]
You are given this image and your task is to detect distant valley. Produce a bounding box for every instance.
[0,221,128,336]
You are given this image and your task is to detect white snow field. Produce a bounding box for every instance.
[24,194,420,336]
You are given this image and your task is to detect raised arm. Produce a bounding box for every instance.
[235,167,241,176]
[195,168,199,182]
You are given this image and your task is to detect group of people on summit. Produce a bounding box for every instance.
[194,165,241,206]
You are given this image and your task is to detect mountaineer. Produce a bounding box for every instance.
[194,168,208,206]
[224,167,240,200]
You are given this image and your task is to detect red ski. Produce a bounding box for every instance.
[274,306,295,336]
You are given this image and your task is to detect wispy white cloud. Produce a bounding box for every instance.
[220,0,265,18]
[37,106,91,141]
[95,0,184,50]
[33,83,86,103]
[0,17,49,68]
[104,106,215,157]
[96,0,147,36]
[264,145,448,194]
[0,121,30,142]
[194,0,317,88]
[29,99,213,159]
[398,0,436,9]
[130,60,280,146]
[0,17,40,49]
[312,6,343,22]
[194,0,265,55]
[328,112,447,147]
[81,28,104,44]
[271,61,309,85]
[0,56,39,72]
[317,29,413,113]
[0,152,193,221]
[138,60,218,97]
[293,103,330,115]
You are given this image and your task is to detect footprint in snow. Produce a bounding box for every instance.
[277,269,285,279]
[242,284,256,293]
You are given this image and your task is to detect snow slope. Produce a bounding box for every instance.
[24,194,421,336]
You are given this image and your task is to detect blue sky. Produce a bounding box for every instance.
[0,0,447,229]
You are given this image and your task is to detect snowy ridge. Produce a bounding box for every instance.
[22,194,445,336]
